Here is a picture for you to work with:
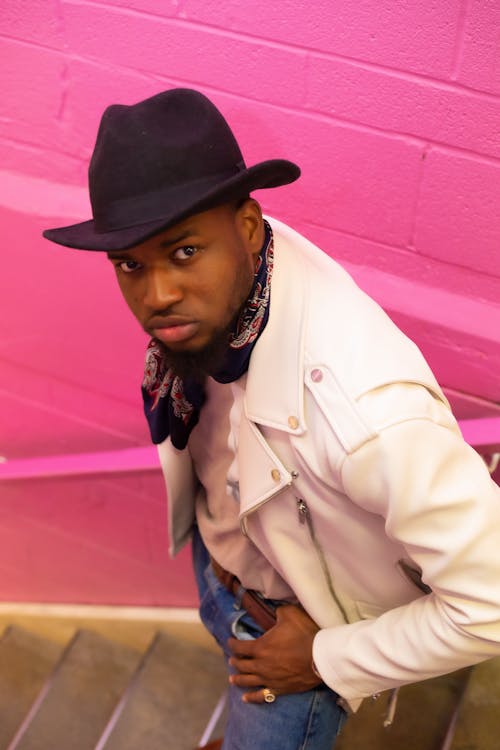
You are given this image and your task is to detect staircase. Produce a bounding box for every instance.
[0,624,227,750]
[336,660,500,750]
[0,619,499,749]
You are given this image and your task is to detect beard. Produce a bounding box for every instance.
[152,246,256,383]
[156,310,242,383]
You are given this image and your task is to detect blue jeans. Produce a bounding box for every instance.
[192,528,346,749]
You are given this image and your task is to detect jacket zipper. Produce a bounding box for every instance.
[296,497,349,623]
[297,496,400,726]
[242,486,397,722]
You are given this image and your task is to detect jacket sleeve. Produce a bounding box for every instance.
[312,383,500,702]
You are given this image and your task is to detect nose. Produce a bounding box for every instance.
[142,267,183,311]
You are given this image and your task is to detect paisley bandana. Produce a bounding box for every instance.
[142,220,274,449]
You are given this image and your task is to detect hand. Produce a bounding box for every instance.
[227,604,322,704]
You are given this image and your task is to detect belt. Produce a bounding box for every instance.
[210,557,277,632]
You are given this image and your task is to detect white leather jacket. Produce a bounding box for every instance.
[158,218,500,711]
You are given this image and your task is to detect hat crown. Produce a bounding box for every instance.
[89,89,245,223]
[43,87,300,250]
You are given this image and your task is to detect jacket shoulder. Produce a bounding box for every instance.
[270,218,446,405]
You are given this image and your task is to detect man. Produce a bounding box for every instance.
[43,89,500,749]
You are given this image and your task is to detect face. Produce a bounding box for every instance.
[107,200,264,376]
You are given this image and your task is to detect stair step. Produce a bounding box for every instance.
[336,668,471,750]
[100,631,227,750]
[0,627,63,748]
[449,657,500,749]
[10,628,141,750]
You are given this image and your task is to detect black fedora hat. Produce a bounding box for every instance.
[43,88,300,251]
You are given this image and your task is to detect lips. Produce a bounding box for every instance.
[148,316,200,345]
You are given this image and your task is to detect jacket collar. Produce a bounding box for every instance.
[244,218,307,436]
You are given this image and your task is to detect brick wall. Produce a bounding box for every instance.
[1,1,499,284]
[0,1,499,605]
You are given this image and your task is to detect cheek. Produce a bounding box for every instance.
[230,257,255,301]
[117,280,143,317]
[189,266,225,303]
[188,253,254,322]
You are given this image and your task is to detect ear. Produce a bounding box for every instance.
[236,198,265,259]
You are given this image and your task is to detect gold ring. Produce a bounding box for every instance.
[263,688,276,703]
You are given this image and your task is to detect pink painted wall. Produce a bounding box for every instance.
[0,0,499,606]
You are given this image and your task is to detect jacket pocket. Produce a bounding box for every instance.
[397,558,432,594]
[296,496,349,623]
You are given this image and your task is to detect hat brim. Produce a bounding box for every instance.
[43,159,300,252]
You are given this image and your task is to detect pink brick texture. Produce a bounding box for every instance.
[0,0,499,606]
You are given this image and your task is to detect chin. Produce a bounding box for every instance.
[157,331,231,382]
[164,339,203,354]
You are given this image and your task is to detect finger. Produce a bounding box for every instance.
[243,687,277,705]
[228,655,260,674]
[227,637,258,657]
[229,672,262,688]
[274,603,290,622]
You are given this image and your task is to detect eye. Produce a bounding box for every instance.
[117,260,142,273]
[173,245,198,261]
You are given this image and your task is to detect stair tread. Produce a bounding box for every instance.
[450,657,500,750]
[101,630,227,750]
[336,668,471,750]
[12,628,141,750]
[0,626,63,748]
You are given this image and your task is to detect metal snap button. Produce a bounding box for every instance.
[271,469,281,482]
[310,368,323,383]
[288,416,299,430]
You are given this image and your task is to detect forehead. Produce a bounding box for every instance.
[106,203,236,258]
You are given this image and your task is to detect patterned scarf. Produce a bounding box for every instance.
[142,221,274,449]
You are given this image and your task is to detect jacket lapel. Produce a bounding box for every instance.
[238,219,308,518]
[245,218,307,434]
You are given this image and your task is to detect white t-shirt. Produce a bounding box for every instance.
[189,374,295,599]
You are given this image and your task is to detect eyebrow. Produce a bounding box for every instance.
[159,228,196,248]
[106,250,130,260]
[106,228,197,259]
[107,251,130,260]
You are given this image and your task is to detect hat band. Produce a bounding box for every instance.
[92,167,245,233]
